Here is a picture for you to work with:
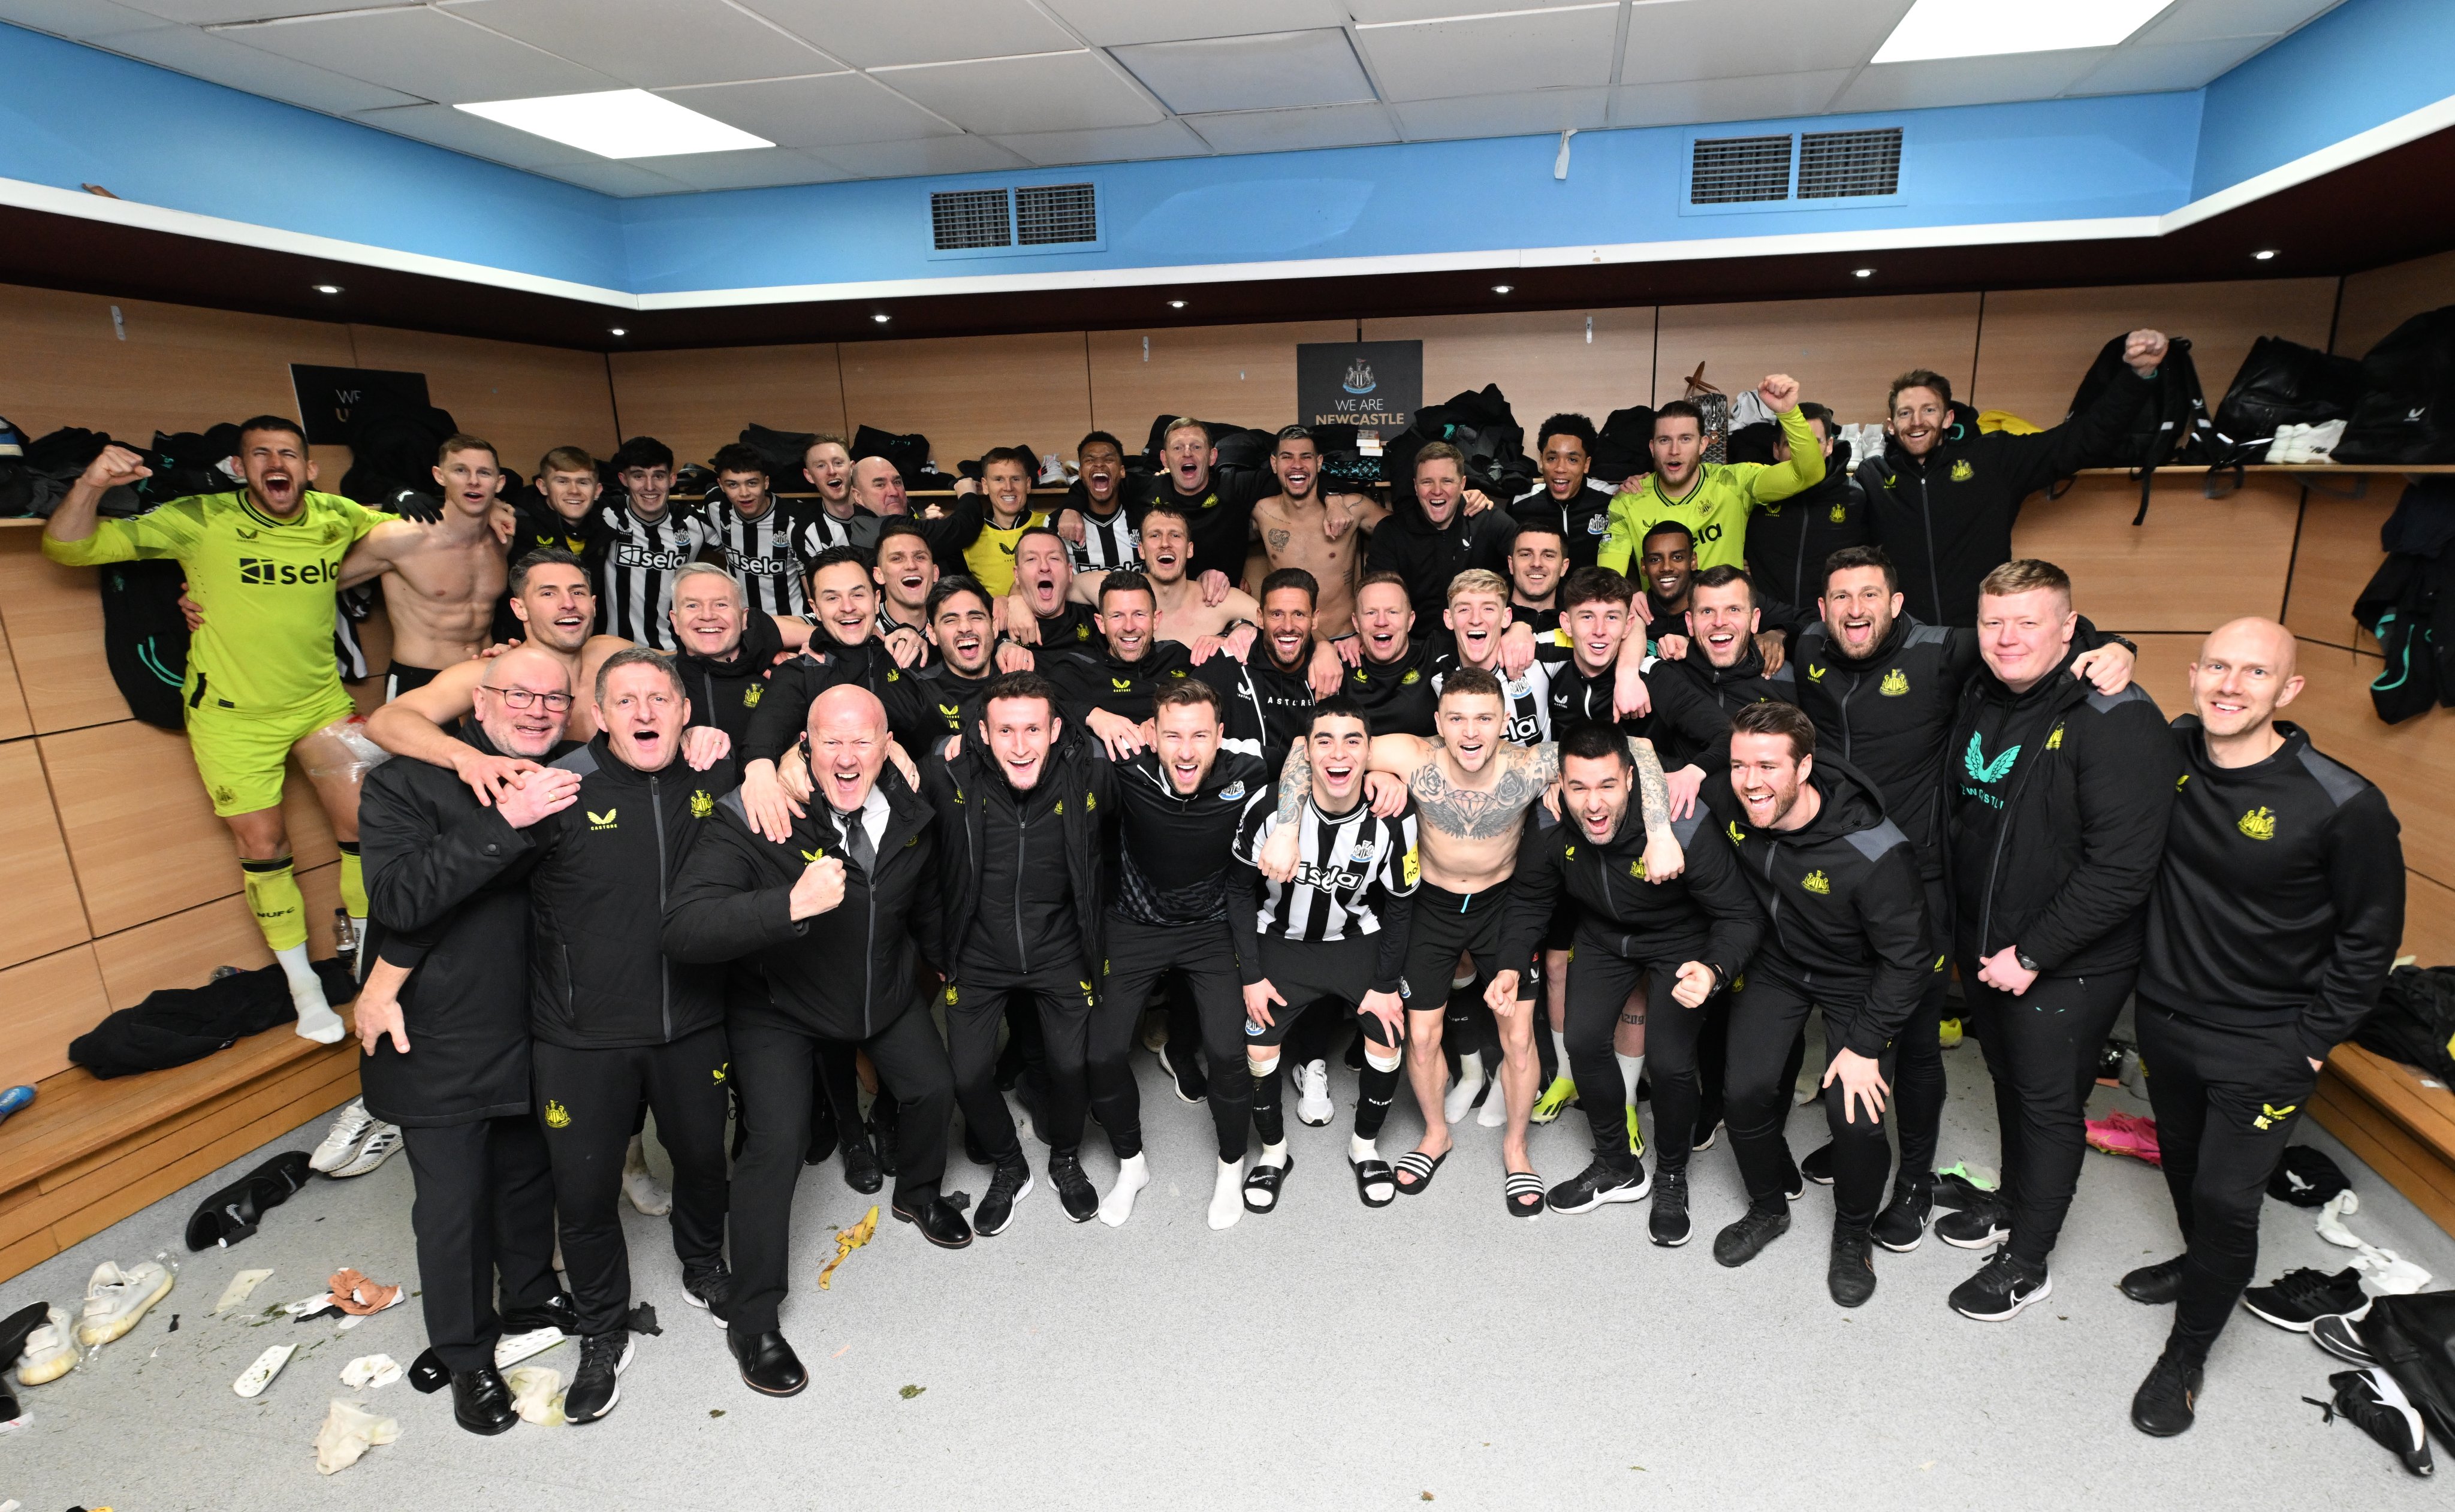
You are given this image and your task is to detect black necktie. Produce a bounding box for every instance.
[836,806,875,874]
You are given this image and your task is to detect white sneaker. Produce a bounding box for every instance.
[1292,1060,1334,1127]
[76,1261,173,1347]
[1443,1052,1486,1124]
[309,1098,376,1174]
[2305,418,2346,461]
[326,1120,402,1178]
[14,1306,76,1385]
[622,1134,672,1217]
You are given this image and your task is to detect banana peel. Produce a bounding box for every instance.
[818,1206,879,1290]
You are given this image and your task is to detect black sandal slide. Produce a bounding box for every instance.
[1392,1149,1449,1196]
[185,1151,313,1251]
[1350,1157,1397,1208]
[1242,1155,1293,1213]
[1504,1172,1545,1220]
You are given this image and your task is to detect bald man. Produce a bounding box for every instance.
[2121,618,2404,1438]
[666,683,966,1398]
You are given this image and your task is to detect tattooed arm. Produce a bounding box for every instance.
[1630,735,1685,882]
[1259,742,1311,882]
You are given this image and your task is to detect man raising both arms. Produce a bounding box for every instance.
[343,434,512,698]
[44,423,391,1042]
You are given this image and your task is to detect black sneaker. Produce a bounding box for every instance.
[2327,1366,2435,1477]
[1648,1168,1691,1248]
[1936,1193,2010,1250]
[1828,1226,1877,1308]
[681,1263,732,1328]
[1159,1043,1207,1105]
[2119,1254,2186,1305]
[2242,1266,2369,1332]
[1049,1149,1099,1223]
[2130,1349,2203,1437]
[1713,1206,1792,1269]
[2312,1312,2378,1366]
[1799,1142,1834,1185]
[1545,1158,1648,1215]
[1872,1173,1933,1253]
[2095,1036,2132,1087]
[1932,1168,1993,1211]
[1949,1251,2053,1321]
[1691,1118,1721,1152]
[975,1157,1033,1237]
[565,1330,634,1423]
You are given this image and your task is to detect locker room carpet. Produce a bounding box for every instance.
[4,1034,2450,1512]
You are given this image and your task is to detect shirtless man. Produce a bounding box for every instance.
[343,434,511,697]
[1260,670,1682,1209]
[1250,428,1368,643]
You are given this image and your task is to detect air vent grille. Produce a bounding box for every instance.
[930,188,1011,251]
[1797,128,1903,200]
[1015,182,1098,246]
[1689,134,1793,205]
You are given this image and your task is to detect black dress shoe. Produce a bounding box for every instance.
[451,1366,520,1435]
[867,1107,901,1177]
[2120,1254,2186,1305]
[498,1291,578,1335]
[841,1131,883,1194]
[728,1328,808,1398]
[892,1193,975,1249]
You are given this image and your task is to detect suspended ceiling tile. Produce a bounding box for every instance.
[1607,67,1854,128]
[1038,0,1352,47]
[1832,49,2110,112]
[444,0,838,90]
[1392,87,1611,142]
[1621,0,1915,84]
[812,134,1032,179]
[740,0,1078,69]
[991,118,1211,168]
[209,5,616,103]
[1345,0,1596,22]
[0,0,172,39]
[1112,28,1372,115]
[2133,0,2337,46]
[875,50,1162,137]
[1354,5,1622,101]
[659,71,953,149]
[1181,101,1403,154]
[622,146,852,190]
[114,0,418,23]
[2064,33,2277,95]
[107,21,422,111]
[531,157,690,196]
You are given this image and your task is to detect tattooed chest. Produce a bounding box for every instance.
[1412,763,1542,840]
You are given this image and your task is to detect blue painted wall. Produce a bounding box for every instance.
[2196,0,2455,198]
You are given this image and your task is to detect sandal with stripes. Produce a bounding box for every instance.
[1393,1148,1449,1196]
[1504,1170,1545,1220]
[1350,1157,1397,1208]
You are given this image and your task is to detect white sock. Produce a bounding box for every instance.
[1349,1132,1380,1165]
[1550,1028,1570,1080]
[1208,1157,1244,1230]
[1098,1152,1150,1229]
[1443,1050,1486,1123]
[279,944,343,1043]
[1616,1052,1644,1107]
[1257,1139,1288,1170]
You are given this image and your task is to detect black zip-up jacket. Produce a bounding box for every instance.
[1746,441,1868,608]
[1198,647,1316,775]
[1547,657,1627,740]
[1855,367,2154,626]
[912,662,994,751]
[1511,479,1616,569]
[1946,641,2176,974]
[1109,747,1269,927]
[1708,755,1932,1057]
[679,609,786,746]
[662,770,946,1042]
[1346,636,1441,737]
[524,736,738,1049]
[741,635,943,763]
[1365,500,1515,620]
[1045,638,1196,727]
[1145,469,1272,584]
[1644,639,1797,772]
[2143,719,2405,1060]
[1499,808,1763,994]
[919,731,1113,989]
[358,731,548,1127]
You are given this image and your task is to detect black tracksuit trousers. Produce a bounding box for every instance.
[1726,974,1898,1230]
[399,1113,559,1373]
[2137,999,2319,1363]
[1097,916,1245,1161]
[948,966,1091,1162]
[1564,951,1697,1176]
[532,1025,732,1337]
[1968,968,2135,1265]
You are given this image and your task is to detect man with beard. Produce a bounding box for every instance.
[1063,430,1150,571]
[1252,427,1375,642]
[795,434,879,555]
[1060,503,1287,665]
[1510,414,1618,570]
[871,519,939,665]
[665,684,968,1399]
[1601,376,1819,575]
[355,645,581,1435]
[1203,567,1328,777]
[1365,442,1516,623]
[599,436,713,651]
[1042,572,1200,759]
[1643,566,1797,816]
[913,575,1000,743]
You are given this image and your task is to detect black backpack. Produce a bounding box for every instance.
[99,557,192,729]
[340,387,458,506]
[2212,336,2363,461]
[2336,305,2455,464]
[2354,965,2455,1083]
[2064,333,2213,523]
[850,425,931,487]
[738,424,818,482]
[2353,479,2455,722]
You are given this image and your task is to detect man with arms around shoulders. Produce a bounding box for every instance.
[1510,414,1618,571]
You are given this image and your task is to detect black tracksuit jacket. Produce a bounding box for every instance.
[1854,367,2154,626]
[1346,636,1441,738]
[662,771,947,1042]
[1643,639,1798,772]
[2142,719,2405,1061]
[1946,642,2177,975]
[1109,748,1269,927]
[1745,442,1869,609]
[1499,808,1763,992]
[678,609,787,747]
[741,635,943,763]
[523,736,737,1049]
[1199,647,1316,775]
[1510,479,1617,569]
[1364,500,1515,620]
[1709,756,1932,1057]
[1045,639,1198,727]
[919,732,1114,989]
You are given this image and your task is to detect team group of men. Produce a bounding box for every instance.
[38,324,2405,1445]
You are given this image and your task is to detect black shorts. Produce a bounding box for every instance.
[385,662,443,700]
[1542,898,1578,954]
[1244,935,1390,1050]
[1398,881,1510,1013]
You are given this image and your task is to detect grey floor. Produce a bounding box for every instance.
[4,1027,2451,1512]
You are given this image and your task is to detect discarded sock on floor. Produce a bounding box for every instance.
[69,958,354,1079]
[819,1205,879,1290]
[339,1354,402,1389]
[326,1269,402,1316]
[313,1398,399,1475]
[505,1365,564,1426]
[213,1268,275,1314]
[2085,1110,2161,1165]
[185,1152,312,1250]
[2315,1192,2436,1294]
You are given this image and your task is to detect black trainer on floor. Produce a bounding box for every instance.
[1872,1172,1933,1253]
[2120,1254,2185,1305]
[1649,1169,1692,1247]
[682,1262,732,1327]
[565,1331,634,1424]
[1799,1142,1834,1185]
[1546,1158,1648,1214]
[976,1157,1032,1236]
[1828,1227,1877,1308]
[1949,1251,2052,1321]
[1714,1206,1792,1268]
[2240,1266,2369,1332]
[2130,1350,2203,1437]
[1049,1148,1099,1222]
[1937,1193,2009,1249]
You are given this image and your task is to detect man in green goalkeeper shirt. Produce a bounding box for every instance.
[44,418,393,1042]
[1599,375,1821,583]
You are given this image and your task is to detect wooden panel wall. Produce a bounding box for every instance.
[837,331,1094,470]
[2336,249,2455,357]
[1362,309,1658,436]
[606,343,849,475]
[1653,293,1982,425]
[1971,278,2339,425]
[1088,319,1351,442]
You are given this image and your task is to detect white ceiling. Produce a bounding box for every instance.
[3,0,2347,197]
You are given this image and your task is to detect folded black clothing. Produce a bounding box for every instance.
[70,957,356,1079]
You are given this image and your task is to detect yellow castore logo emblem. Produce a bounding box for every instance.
[587,808,617,830]
[544,1100,571,1129]
[1727,821,1745,845]
[712,1062,728,1085]
[2254,1100,2297,1131]
[1801,870,1830,895]
[2237,807,2277,841]
[1880,669,1908,696]
[1112,677,1133,692]
[800,848,825,864]
[2045,725,2064,750]
[1806,663,1825,683]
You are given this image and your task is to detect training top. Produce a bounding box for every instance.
[2142,719,2405,1060]
[46,489,390,714]
[1599,406,1823,574]
[593,499,713,651]
[1229,793,1421,992]
[701,496,809,618]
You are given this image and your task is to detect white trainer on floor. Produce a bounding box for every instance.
[1443,1052,1486,1124]
[75,1261,173,1348]
[14,1305,76,1386]
[308,1098,376,1174]
[327,1120,403,1179]
[1293,1060,1334,1127]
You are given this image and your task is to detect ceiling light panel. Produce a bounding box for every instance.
[1113,29,1373,116]
[210,4,614,102]
[1039,0,1352,47]
[1354,4,1622,99]
[458,88,774,158]
[872,50,1163,137]
[737,0,1078,69]
[358,99,610,167]
[444,0,838,91]
[657,72,955,149]
[1835,48,2109,110]
[1872,0,2177,63]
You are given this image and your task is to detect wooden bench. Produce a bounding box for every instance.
[2312,1042,2455,1235]
[0,1025,358,1284]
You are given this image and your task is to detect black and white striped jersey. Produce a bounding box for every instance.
[1069,506,1139,572]
[594,500,713,651]
[796,506,880,557]
[1431,654,1558,747]
[1233,794,1420,942]
[704,497,809,618]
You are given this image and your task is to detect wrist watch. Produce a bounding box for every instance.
[2015,950,2040,973]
